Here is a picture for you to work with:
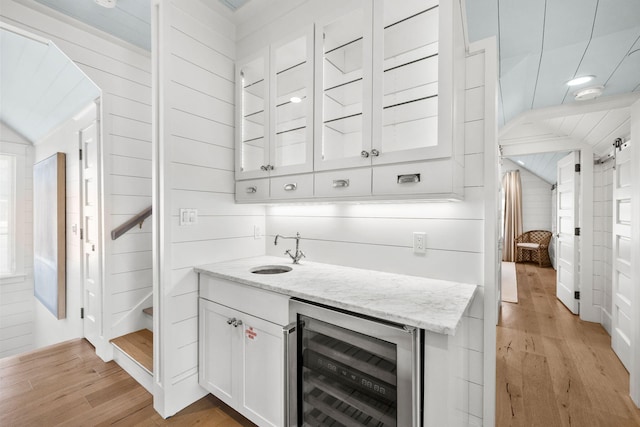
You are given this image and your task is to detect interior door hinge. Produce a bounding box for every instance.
[575,163,581,173]
[574,291,580,300]
[80,307,84,319]
[80,228,83,240]
[575,227,580,236]
[79,148,83,161]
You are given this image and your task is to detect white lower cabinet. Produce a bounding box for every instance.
[199,276,290,427]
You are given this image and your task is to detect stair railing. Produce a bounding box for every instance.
[111,206,152,240]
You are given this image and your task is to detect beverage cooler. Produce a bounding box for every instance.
[287,299,423,426]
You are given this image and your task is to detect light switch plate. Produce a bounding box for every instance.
[179,208,198,226]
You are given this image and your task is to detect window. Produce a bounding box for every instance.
[0,154,16,275]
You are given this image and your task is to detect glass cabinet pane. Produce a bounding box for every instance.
[381,0,439,154]
[240,57,267,173]
[320,8,367,163]
[274,35,309,169]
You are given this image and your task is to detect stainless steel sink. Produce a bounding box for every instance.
[250,265,292,275]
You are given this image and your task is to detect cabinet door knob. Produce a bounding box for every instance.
[284,183,297,191]
[332,179,349,188]
[227,317,236,325]
[371,148,380,157]
[360,150,369,158]
[260,165,268,171]
[268,165,274,171]
[232,319,243,327]
[246,186,257,194]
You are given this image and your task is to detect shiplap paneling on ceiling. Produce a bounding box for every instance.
[33,0,151,51]
[506,152,570,185]
[0,27,100,143]
[466,0,640,126]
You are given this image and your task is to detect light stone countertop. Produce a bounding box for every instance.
[195,256,477,335]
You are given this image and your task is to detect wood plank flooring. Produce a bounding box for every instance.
[497,263,640,427]
[111,329,153,373]
[0,338,256,426]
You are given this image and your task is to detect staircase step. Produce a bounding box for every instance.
[110,330,153,393]
[142,307,153,317]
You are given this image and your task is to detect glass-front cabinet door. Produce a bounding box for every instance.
[270,29,314,177]
[314,2,373,171]
[236,51,269,180]
[372,0,447,165]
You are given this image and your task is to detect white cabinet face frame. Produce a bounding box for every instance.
[314,0,374,171]
[269,26,315,177]
[236,48,271,180]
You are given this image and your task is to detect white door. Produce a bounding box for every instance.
[80,116,102,347]
[612,145,633,371]
[556,151,580,314]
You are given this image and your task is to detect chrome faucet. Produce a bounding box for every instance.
[274,232,305,264]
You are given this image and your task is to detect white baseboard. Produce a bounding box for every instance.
[601,308,612,336]
[111,342,153,394]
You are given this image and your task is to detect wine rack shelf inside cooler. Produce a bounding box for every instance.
[300,316,399,426]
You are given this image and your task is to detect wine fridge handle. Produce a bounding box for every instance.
[283,322,297,427]
[404,325,421,427]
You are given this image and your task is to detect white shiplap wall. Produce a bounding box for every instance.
[502,158,553,232]
[594,160,614,334]
[0,125,34,358]
[1,0,153,357]
[154,0,265,417]
[265,50,488,426]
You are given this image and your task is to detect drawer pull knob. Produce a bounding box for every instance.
[260,165,268,171]
[332,179,350,188]
[360,150,369,158]
[284,183,297,191]
[246,186,257,194]
[227,317,236,325]
[232,319,243,328]
[371,148,380,157]
[397,174,421,184]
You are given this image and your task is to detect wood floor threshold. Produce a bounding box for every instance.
[110,329,153,374]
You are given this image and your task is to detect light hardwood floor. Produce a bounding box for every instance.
[0,338,256,426]
[497,263,640,427]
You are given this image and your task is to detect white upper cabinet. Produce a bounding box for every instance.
[235,0,465,201]
[314,2,373,171]
[236,28,314,180]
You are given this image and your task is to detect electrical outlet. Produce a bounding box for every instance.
[413,232,426,254]
[254,225,261,239]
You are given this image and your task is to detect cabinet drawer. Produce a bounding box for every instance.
[235,179,269,202]
[314,168,371,198]
[200,275,289,326]
[372,159,455,196]
[270,173,313,200]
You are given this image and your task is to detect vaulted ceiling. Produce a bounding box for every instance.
[466,0,640,127]
[0,25,100,143]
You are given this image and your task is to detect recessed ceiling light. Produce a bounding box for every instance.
[290,96,302,103]
[566,75,595,86]
[574,85,604,101]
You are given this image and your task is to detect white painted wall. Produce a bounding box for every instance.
[153,0,265,417]
[1,0,153,357]
[0,124,34,358]
[502,158,553,232]
[594,160,614,334]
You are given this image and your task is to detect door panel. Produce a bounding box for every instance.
[556,151,580,314]
[612,146,632,371]
[81,117,102,347]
